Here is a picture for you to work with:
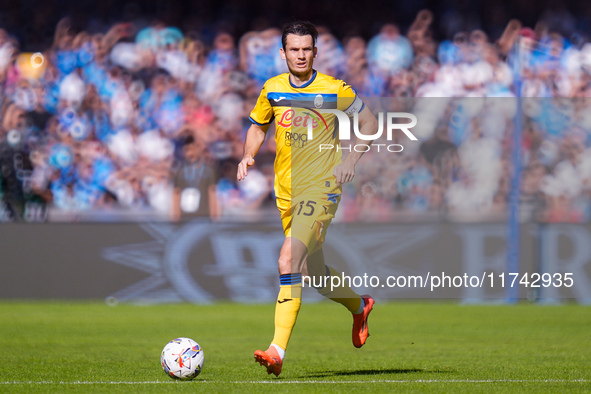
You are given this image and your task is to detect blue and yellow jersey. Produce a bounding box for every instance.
[249,70,364,201]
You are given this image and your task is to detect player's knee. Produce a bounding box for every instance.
[278,255,294,275]
[278,256,308,275]
[278,237,308,275]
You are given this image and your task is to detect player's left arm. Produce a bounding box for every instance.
[333,105,378,186]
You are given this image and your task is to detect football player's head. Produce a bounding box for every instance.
[280,21,318,79]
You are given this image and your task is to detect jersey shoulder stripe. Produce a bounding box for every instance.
[249,115,274,126]
[267,92,338,109]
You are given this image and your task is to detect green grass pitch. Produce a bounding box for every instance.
[0,301,590,393]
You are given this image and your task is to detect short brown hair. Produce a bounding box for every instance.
[281,21,318,50]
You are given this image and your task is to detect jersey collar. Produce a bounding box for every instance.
[289,69,317,89]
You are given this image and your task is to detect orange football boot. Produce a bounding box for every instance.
[352,295,375,348]
[254,346,283,376]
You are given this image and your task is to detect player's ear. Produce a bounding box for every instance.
[280,47,286,60]
[313,46,318,58]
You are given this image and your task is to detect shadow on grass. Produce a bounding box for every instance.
[301,368,454,378]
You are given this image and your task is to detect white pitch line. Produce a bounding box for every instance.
[0,381,178,385]
[240,379,590,384]
[1,379,589,385]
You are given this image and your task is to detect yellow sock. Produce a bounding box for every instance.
[316,266,362,313]
[271,274,302,351]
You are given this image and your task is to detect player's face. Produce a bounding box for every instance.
[280,34,317,80]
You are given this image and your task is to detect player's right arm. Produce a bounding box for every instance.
[237,122,269,181]
[238,81,274,181]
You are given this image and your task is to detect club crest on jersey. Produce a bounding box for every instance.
[314,94,323,108]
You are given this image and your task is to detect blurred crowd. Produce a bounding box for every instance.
[1,5,591,223]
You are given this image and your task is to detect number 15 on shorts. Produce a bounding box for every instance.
[293,200,317,216]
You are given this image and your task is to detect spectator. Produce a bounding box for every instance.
[0,5,590,223]
[171,135,218,220]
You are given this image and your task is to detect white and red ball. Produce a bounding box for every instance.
[161,337,204,380]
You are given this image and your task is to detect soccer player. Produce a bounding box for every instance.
[237,21,378,377]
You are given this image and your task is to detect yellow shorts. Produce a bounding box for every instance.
[277,191,341,254]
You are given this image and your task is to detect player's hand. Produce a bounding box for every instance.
[237,156,255,181]
[333,161,355,186]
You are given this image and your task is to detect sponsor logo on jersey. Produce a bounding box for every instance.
[285,131,308,148]
[277,109,319,129]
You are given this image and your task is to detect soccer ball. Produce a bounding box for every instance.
[161,337,204,380]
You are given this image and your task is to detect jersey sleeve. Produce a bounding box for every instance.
[337,81,365,118]
[249,82,274,126]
